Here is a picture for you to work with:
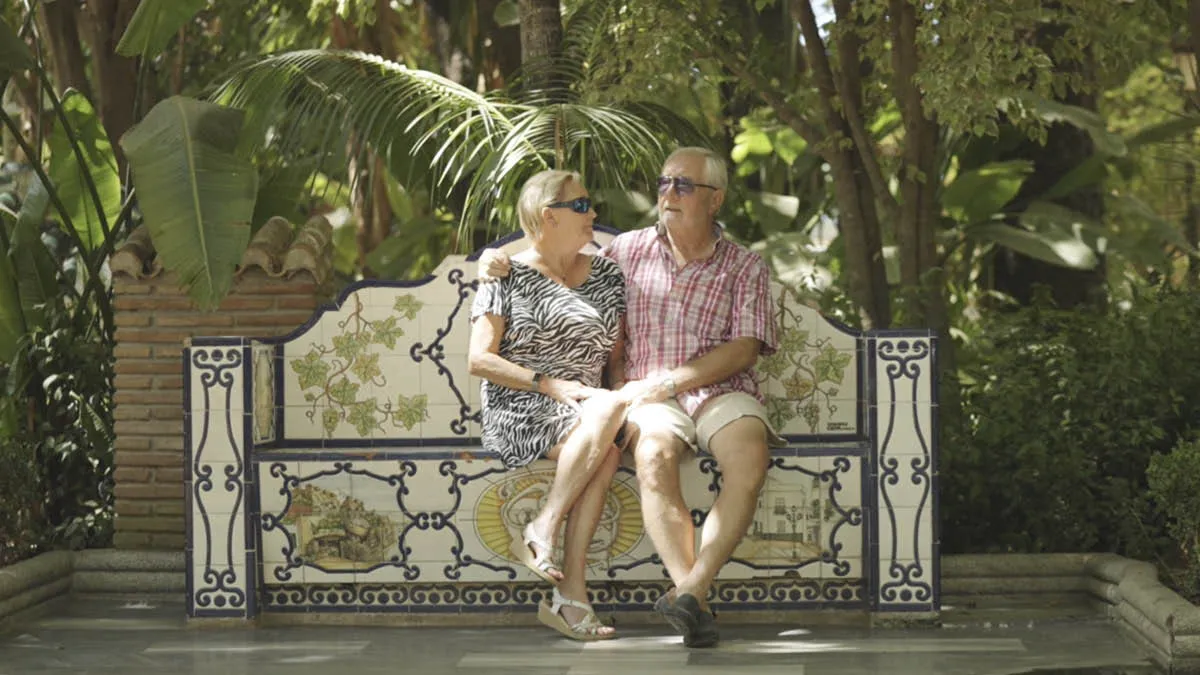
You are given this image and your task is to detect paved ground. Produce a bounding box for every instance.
[0,596,1157,675]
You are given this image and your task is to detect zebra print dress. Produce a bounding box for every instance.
[471,256,626,468]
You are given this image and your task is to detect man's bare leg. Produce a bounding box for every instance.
[675,416,770,609]
[632,432,695,586]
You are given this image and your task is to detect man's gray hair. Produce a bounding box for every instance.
[517,169,582,238]
[665,146,728,190]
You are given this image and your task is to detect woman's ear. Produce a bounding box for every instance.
[541,206,557,228]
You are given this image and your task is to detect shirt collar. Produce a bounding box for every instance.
[655,220,726,249]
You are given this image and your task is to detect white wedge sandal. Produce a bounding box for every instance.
[536,588,617,641]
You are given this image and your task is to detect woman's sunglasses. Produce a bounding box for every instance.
[657,176,718,195]
[546,197,593,214]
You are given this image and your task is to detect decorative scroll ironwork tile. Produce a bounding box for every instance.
[874,336,936,609]
[187,344,250,615]
[262,577,865,612]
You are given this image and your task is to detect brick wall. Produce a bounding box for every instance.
[111,270,324,550]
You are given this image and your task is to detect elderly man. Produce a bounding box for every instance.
[480,147,781,648]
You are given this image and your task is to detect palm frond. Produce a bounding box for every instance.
[213,49,517,200]
[211,48,712,246]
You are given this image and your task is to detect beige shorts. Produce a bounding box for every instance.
[624,392,786,455]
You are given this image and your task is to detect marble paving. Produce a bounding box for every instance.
[0,596,1157,675]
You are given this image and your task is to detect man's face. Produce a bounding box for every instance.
[657,154,723,229]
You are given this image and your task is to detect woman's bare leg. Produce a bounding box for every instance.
[555,446,621,631]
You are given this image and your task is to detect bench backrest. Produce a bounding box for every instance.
[255,227,863,448]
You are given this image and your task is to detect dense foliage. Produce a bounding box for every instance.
[943,287,1200,561]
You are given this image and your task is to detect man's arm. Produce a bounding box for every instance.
[621,337,759,406]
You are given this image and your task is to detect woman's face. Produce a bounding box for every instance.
[541,180,596,249]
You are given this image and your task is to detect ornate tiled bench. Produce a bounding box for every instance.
[183,228,939,622]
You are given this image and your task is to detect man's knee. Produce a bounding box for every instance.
[633,433,687,492]
[708,417,771,492]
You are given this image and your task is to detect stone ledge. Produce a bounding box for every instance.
[944,552,1200,674]
[0,550,185,634]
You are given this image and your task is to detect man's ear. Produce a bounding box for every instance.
[711,189,725,215]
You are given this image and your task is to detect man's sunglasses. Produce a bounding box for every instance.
[657,176,719,195]
[546,197,593,214]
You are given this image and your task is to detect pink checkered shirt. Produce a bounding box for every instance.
[601,223,777,417]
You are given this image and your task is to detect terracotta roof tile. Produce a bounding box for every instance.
[110,215,334,286]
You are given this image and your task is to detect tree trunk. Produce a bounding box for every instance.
[424,1,469,85]
[83,0,140,172]
[331,5,395,274]
[518,0,561,90]
[992,17,1105,309]
[38,0,93,101]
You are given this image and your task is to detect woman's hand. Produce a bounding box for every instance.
[541,377,605,412]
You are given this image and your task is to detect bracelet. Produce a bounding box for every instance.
[531,372,544,392]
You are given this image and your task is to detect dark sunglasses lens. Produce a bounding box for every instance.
[572,198,591,214]
[656,177,694,195]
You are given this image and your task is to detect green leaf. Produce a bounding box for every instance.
[778,327,810,354]
[814,346,852,383]
[120,96,256,310]
[393,294,424,321]
[0,17,34,80]
[395,393,428,429]
[332,333,365,361]
[1110,194,1191,251]
[329,376,360,406]
[1040,155,1107,201]
[784,372,816,400]
[764,395,794,431]
[1125,116,1200,149]
[116,0,207,58]
[757,352,790,379]
[746,191,800,233]
[10,179,57,335]
[941,160,1032,225]
[351,352,381,382]
[0,228,23,365]
[494,0,520,27]
[251,164,309,230]
[732,127,772,162]
[370,316,404,349]
[47,90,121,250]
[970,222,1098,270]
[1017,95,1127,157]
[291,352,331,390]
[347,398,378,436]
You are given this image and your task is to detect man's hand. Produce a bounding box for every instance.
[542,377,605,412]
[477,249,512,282]
[618,377,673,408]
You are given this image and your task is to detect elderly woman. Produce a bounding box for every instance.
[468,169,628,641]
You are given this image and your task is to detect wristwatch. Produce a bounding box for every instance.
[662,375,677,398]
[531,372,544,392]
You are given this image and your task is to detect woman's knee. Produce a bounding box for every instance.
[582,392,627,426]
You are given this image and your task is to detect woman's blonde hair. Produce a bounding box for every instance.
[517,169,582,238]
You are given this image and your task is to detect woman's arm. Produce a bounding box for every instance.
[468,314,602,411]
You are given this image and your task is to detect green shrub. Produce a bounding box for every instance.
[0,440,47,566]
[1147,434,1200,596]
[0,296,114,564]
[942,287,1200,558]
